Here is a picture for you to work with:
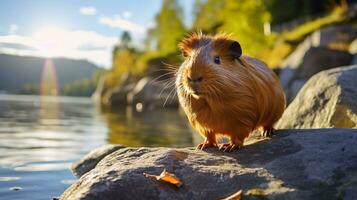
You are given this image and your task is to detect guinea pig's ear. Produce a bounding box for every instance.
[229,41,242,59]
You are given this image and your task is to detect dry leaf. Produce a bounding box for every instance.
[221,189,242,200]
[143,169,182,187]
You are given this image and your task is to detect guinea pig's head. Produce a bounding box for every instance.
[176,33,244,101]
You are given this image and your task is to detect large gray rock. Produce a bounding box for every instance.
[294,47,353,80]
[127,77,178,111]
[286,47,353,101]
[102,83,135,106]
[350,39,357,65]
[279,24,356,102]
[277,65,357,129]
[350,39,357,54]
[71,144,124,178]
[311,24,357,49]
[279,33,315,90]
[61,129,357,200]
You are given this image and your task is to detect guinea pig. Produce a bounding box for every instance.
[175,33,286,151]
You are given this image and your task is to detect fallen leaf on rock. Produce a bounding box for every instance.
[143,169,182,187]
[221,189,242,200]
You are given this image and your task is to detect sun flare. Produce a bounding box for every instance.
[33,26,66,57]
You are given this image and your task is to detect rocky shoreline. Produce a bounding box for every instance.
[61,129,357,200]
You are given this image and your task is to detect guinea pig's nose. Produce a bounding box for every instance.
[188,76,203,83]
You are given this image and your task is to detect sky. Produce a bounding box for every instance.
[0,0,193,68]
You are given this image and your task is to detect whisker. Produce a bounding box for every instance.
[149,72,176,85]
[159,80,176,98]
[163,84,177,107]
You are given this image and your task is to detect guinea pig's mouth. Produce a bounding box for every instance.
[190,89,205,99]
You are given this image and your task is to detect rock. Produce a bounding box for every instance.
[91,76,106,104]
[279,33,314,90]
[277,65,357,129]
[102,83,135,107]
[71,144,124,178]
[350,39,357,65]
[287,79,306,101]
[294,47,353,80]
[127,77,178,111]
[61,129,357,200]
[349,39,357,54]
[352,55,357,65]
[311,24,357,50]
[278,24,356,102]
[285,47,353,101]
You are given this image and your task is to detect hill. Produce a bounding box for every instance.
[0,54,101,95]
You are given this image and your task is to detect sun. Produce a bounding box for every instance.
[33,26,67,57]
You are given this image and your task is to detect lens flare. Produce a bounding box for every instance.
[40,58,60,128]
[40,59,59,96]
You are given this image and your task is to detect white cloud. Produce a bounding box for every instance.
[0,26,118,68]
[122,11,132,19]
[79,6,97,16]
[99,15,145,34]
[8,24,18,35]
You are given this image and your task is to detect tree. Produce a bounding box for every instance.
[219,0,271,56]
[266,0,340,24]
[152,0,186,55]
[121,31,132,48]
[193,0,225,33]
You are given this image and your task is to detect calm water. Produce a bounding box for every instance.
[0,94,194,200]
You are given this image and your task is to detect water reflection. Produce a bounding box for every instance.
[99,106,195,147]
[0,95,107,200]
[0,94,195,200]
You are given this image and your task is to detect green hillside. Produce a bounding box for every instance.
[0,54,103,96]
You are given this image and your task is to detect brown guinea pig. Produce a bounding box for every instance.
[175,33,286,151]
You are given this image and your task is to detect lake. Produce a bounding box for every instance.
[0,94,195,200]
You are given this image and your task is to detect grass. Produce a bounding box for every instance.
[282,8,347,42]
[261,5,349,68]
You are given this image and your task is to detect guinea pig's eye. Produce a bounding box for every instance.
[214,56,221,64]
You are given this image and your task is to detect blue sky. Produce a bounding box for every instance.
[0,0,194,68]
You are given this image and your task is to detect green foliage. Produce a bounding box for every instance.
[151,0,186,55]
[121,31,132,48]
[104,0,186,91]
[266,0,341,24]
[192,0,273,56]
[63,69,105,96]
[282,5,347,42]
[193,0,224,32]
[218,0,272,56]
[18,83,40,94]
[103,0,348,93]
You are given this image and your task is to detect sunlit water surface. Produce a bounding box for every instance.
[0,94,194,200]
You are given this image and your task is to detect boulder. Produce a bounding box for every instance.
[350,39,357,65]
[278,24,356,102]
[311,24,357,50]
[294,47,353,80]
[61,129,357,200]
[279,33,314,90]
[102,83,135,106]
[71,144,124,178]
[350,39,357,54]
[277,65,357,129]
[127,77,178,111]
[286,47,353,101]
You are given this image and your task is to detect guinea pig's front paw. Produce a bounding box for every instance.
[195,141,217,150]
[218,143,240,152]
[261,127,276,137]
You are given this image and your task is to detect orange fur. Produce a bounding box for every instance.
[176,33,286,150]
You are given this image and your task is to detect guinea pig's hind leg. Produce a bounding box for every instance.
[196,132,217,150]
